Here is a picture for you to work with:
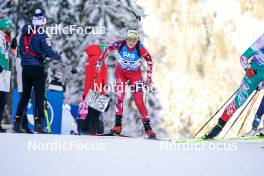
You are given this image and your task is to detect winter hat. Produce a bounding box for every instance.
[32,9,47,26]
[0,16,12,30]
[127,29,139,39]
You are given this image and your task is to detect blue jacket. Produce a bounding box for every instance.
[19,24,61,67]
[256,96,264,117]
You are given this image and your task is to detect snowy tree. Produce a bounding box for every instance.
[71,0,167,137]
[0,0,168,137]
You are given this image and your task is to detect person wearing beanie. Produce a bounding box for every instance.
[13,9,61,133]
[96,29,156,139]
[32,9,47,26]
[0,15,17,133]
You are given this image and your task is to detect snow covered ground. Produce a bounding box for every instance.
[0,133,263,176]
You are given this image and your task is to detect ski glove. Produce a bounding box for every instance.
[241,56,255,77]
[11,38,17,49]
[246,68,256,78]
[145,77,152,87]
[0,65,3,73]
[240,56,250,70]
[96,58,104,71]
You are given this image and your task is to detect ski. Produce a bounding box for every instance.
[174,136,264,144]
[94,133,171,141]
[96,133,131,138]
[174,138,207,144]
[145,137,171,141]
[239,135,264,141]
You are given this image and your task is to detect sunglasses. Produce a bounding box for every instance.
[126,38,138,42]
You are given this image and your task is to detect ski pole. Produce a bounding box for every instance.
[42,67,51,134]
[144,87,148,105]
[44,96,51,133]
[193,88,238,138]
[144,80,150,105]
[223,90,258,138]
[236,90,260,137]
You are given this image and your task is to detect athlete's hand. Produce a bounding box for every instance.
[246,68,256,78]
[96,58,104,71]
[240,56,250,70]
[145,77,152,87]
[241,55,255,77]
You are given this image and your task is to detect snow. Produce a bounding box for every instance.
[0,133,263,176]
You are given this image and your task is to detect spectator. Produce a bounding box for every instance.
[13,9,61,133]
[0,15,17,133]
[77,42,108,135]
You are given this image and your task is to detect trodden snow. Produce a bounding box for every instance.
[0,133,263,176]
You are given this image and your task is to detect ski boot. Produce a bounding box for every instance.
[110,115,122,135]
[143,119,156,139]
[257,128,264,136]
[110,126,122,135]
[203,118,226,139]
[13,116,26,133]
[244,129,257,137]
[252,115,261,130]
[34,117,46,134]
[76,118,87,135]
[243,115,262,137]
[0,124,6,133]
[22,115,33,134]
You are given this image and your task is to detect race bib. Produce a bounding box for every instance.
[118,56,141,70]
[118,48,141,70]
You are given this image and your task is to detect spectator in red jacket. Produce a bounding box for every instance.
[77,42,107,135]
[83,43,108,97]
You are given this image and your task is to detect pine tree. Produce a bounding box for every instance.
[72,0,167,137]
[0,0,168,137]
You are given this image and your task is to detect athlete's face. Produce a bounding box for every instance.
[126,37,138,48]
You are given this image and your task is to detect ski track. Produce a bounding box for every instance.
[0,133,263,176]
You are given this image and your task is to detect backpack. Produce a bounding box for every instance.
[23,33,38,57]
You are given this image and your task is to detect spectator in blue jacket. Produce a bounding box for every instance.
[14,9,61,133]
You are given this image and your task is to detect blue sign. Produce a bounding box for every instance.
[70,104,79,120]
[12,89,64,134]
